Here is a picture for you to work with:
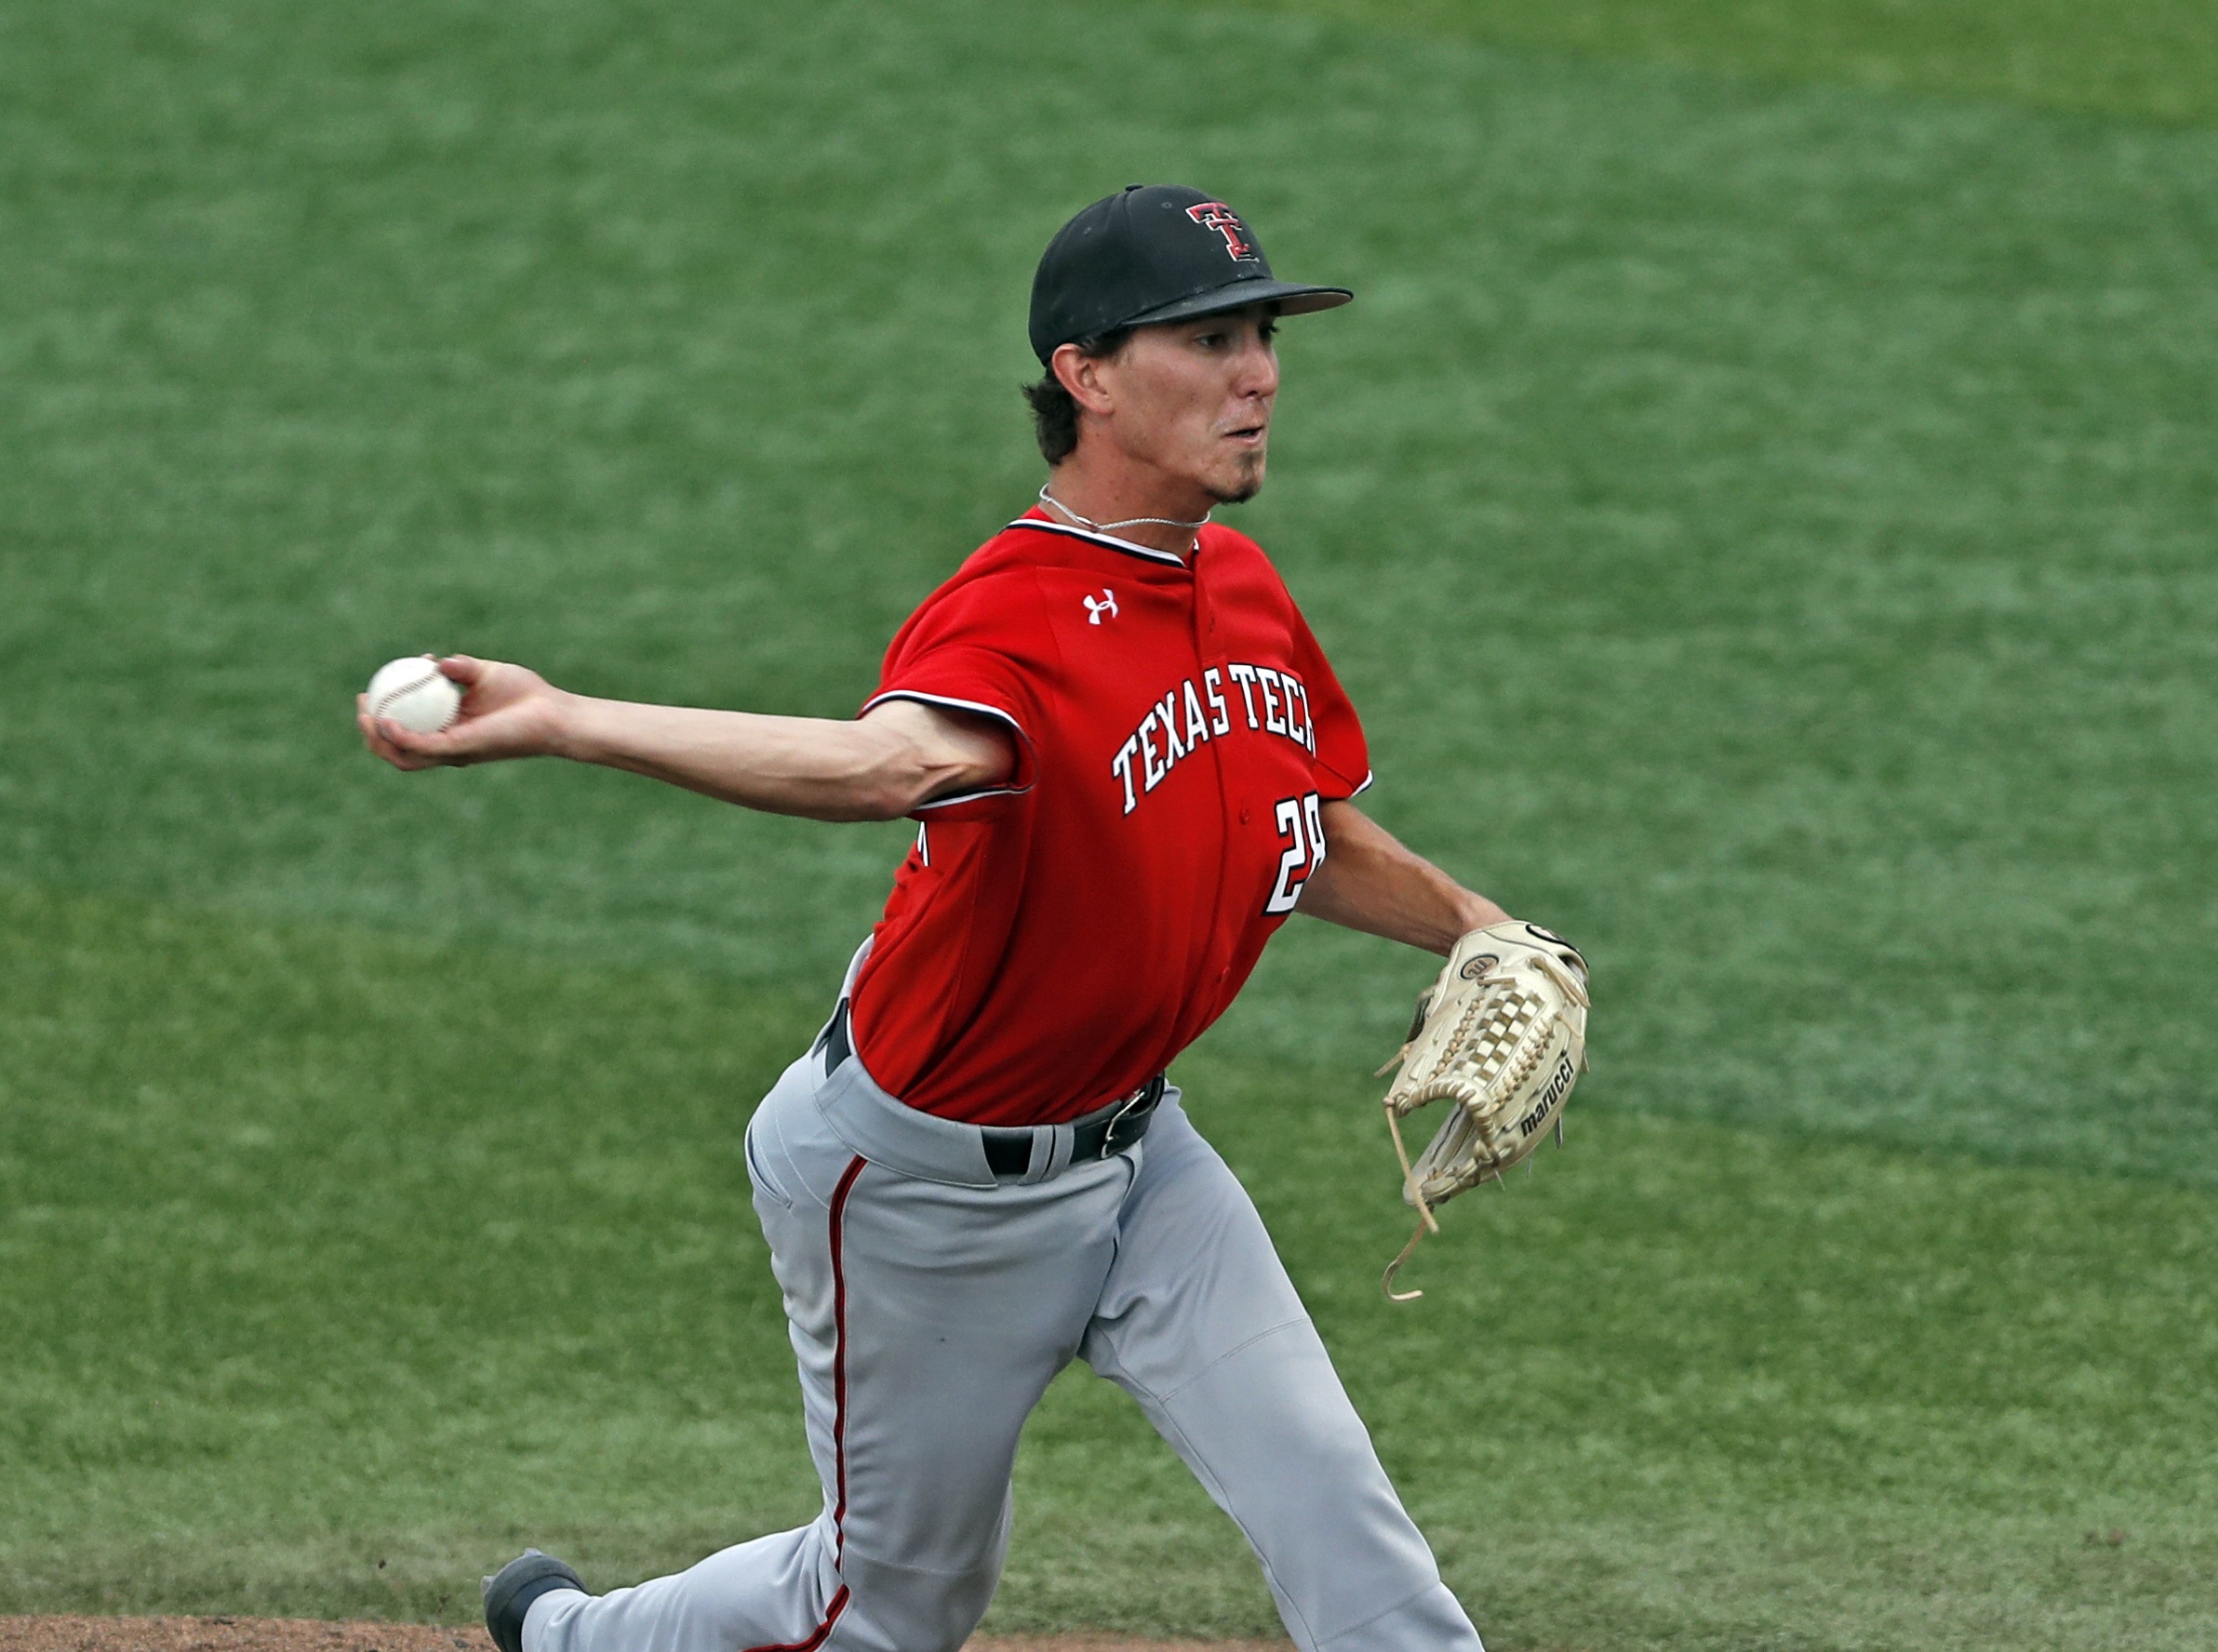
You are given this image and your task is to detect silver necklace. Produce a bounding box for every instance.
[1038,485,1209,544]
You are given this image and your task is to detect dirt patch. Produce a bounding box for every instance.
[0,1624,475,1652]
[0,1619,1287,1652]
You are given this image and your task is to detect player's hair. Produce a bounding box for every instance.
[1022,328,1132,465]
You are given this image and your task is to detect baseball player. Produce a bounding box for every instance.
[362,185,1522,1652]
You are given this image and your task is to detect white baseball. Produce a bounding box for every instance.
[366,656,462,734]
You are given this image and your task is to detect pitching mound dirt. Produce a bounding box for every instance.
[0,1618,1289,1652]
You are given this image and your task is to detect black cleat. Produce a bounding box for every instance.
[482,1548,586,1652]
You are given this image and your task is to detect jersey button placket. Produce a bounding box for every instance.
[1195,566,1244,991]
[1203,604,1249,827]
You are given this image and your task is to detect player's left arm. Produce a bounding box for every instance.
[1296,800,1507,956]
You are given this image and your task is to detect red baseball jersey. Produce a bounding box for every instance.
[848,510,1371,1126]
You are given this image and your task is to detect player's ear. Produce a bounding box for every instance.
[1050,342,1117,417]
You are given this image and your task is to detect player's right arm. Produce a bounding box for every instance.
[1298,800,1507,955]
[356,655,1012,822]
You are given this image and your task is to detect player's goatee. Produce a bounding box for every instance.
[1213,460,1266,505]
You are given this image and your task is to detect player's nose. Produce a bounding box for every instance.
[1233,335,1279,400]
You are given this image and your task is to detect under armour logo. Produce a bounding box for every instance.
[1185,201,1256,261]
[1084,589,1118,625]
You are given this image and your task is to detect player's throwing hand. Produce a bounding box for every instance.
[358,655,567,769]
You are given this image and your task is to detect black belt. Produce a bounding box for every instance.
[816,1001,1163,1178]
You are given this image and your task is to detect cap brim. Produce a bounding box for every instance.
[1118,278,1354,330]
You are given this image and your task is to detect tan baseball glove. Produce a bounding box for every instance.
[1376,921,1590,1300]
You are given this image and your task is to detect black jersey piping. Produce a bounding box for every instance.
[910,784,1029,813]
[1003,516,1191,567]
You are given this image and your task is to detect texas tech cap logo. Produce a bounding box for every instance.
[1184,201,1257,261]
[1028,184,1351,364]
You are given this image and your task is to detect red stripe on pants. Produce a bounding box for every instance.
[743,1154,868,1652]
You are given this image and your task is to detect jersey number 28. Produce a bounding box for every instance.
[1264,791,1328,914]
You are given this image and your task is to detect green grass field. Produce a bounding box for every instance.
[4,1,2215,1647]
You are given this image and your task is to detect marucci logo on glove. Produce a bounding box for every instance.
[1517,1052,1578,1139]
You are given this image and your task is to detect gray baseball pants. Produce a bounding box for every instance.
[528,998,1484,1652]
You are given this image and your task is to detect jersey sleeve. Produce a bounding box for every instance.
[1287,604,1371,802]
[862,568,1042,817]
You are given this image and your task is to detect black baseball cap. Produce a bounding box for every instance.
[1028,184,1353,366]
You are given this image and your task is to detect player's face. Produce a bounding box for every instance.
[1102,306,1280,505]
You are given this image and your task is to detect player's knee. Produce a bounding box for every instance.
[835,1547,1004,1652]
